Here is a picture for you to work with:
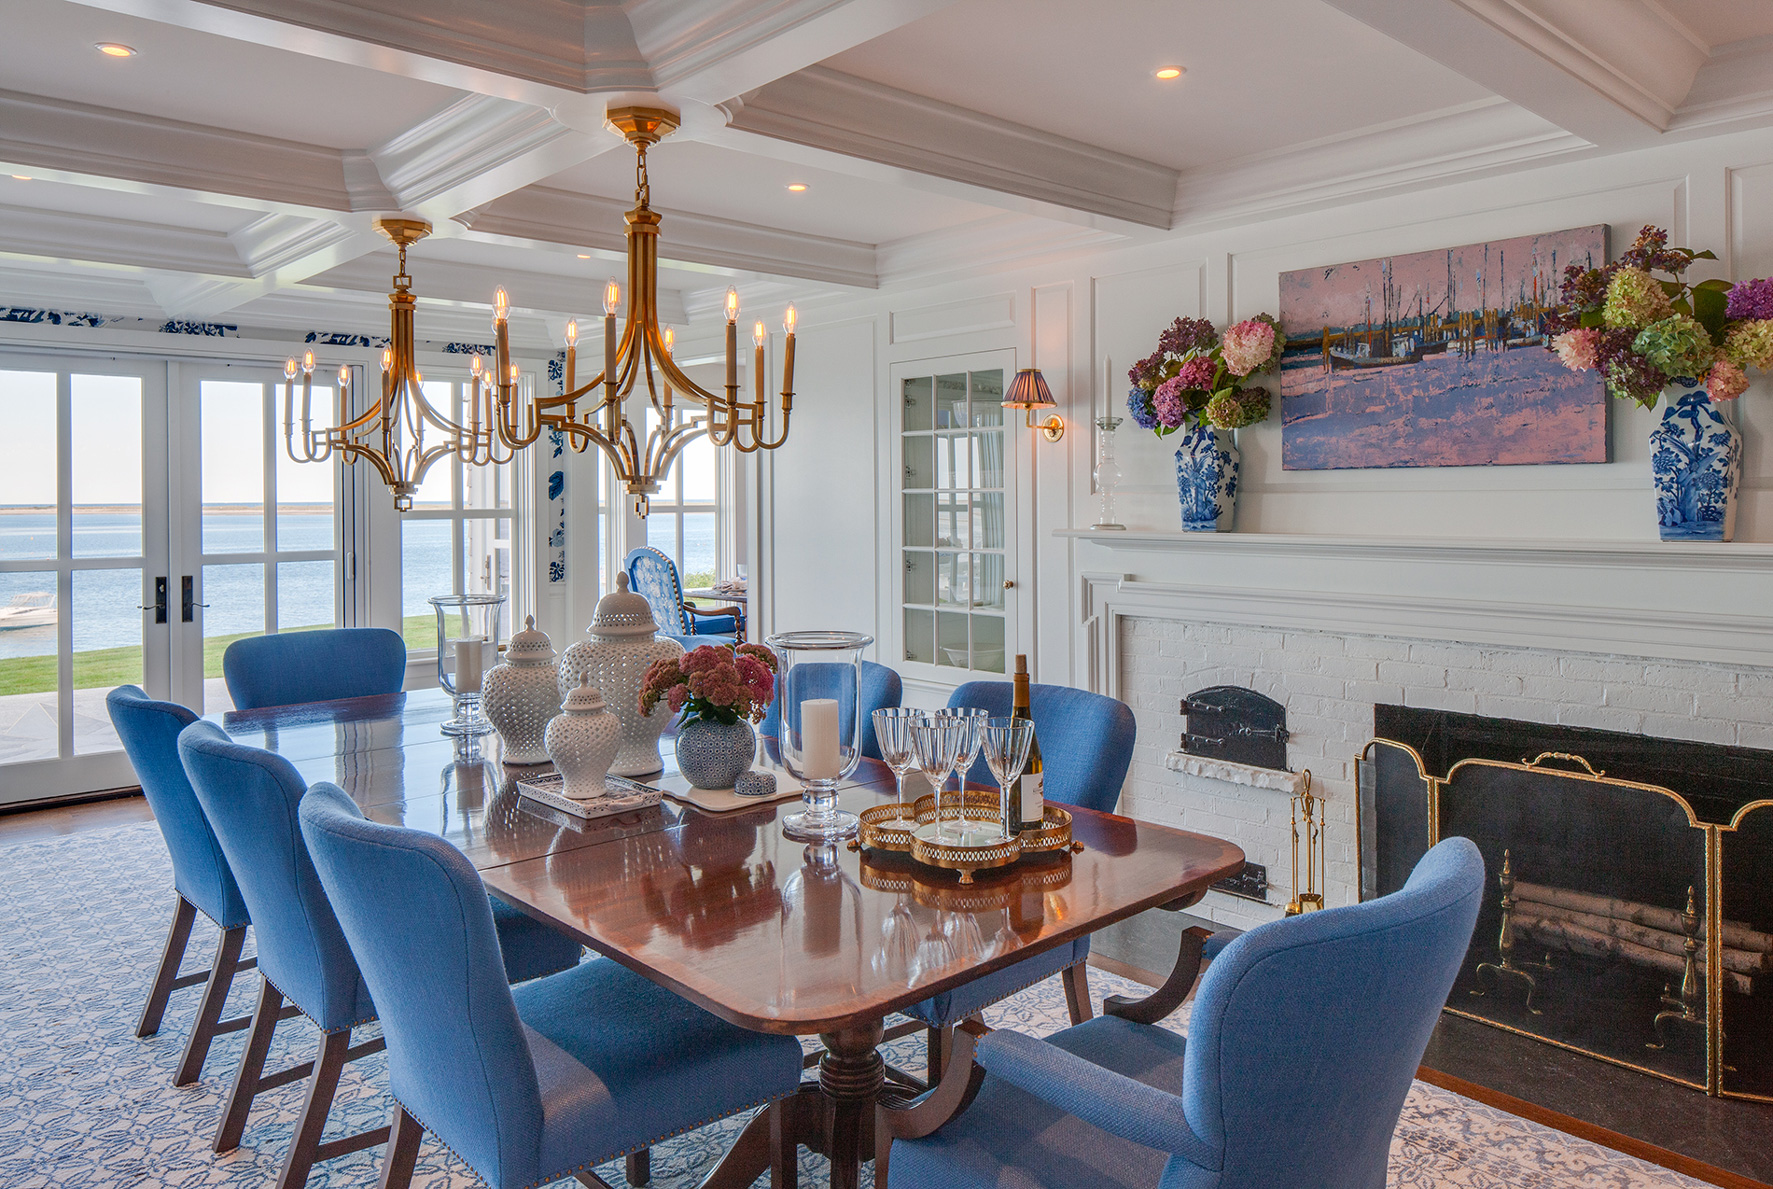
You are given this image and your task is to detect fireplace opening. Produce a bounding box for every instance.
[1360,706,1773,1102]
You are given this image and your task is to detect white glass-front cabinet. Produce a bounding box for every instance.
[887,351,1020,686]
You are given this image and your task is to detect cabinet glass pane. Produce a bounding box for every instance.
[937,551,969,606]
[969,370,1003,413]
[975,430,1004,489]
[934,374,967,429]
[0,371,56,561]
[973,493,1005,550]
[903,493,934,547]
[74,375,143,559]
[937,494,969,549]
[903,551,934,606]
[972,553,1005,609]
[71,568,140,755]
[903,609,935,665]
[937,434,970,490]
[937,611,969,667]
[902,377,933,432]
[902,435,934,489]
[972,613,1005,673]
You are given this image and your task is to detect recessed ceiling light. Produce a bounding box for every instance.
[576,253,591,259]
[1154,65,1184,80]
[95,42,138,57]
[10,175,30,182]
[786,182,808,192]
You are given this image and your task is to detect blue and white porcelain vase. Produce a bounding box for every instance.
[1174,424,1239,532]
[1650,391,1740,542]
[676,718,757,791]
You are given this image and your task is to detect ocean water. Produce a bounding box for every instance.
[0,509,718,661]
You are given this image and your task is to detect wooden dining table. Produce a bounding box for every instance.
[215,687,1245,1189]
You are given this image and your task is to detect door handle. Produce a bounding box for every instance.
[181,576,209,623]
[138,576,168,624]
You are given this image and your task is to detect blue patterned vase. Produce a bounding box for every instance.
[675,718,757,790]
[1174,424,1239,532]
[1650,391,1739,542]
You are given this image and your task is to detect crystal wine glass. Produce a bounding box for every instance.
[980,717,1034,842]
[943,706,991,796]
[871,707,922,814]
[910,714,970,842]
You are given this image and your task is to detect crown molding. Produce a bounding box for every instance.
[726,66,1178,230]
[0,204,247,276]
[228,213,361,278]
[0,89,353,212]
[1171,98,1593,232]
[464,184,878,289]
[141,274,267,318]
[368,95,600,217]
[1668,37,1773,138]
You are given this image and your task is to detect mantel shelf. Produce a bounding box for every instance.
[1054,529,1773,570]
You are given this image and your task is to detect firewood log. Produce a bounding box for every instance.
[1511,912,1754,995]
[1513,880,1773,954]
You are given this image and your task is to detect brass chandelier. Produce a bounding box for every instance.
[282,217,508,511]
[488,106,798,515]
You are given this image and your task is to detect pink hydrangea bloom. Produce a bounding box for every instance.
[1173,353,1216,391]
[1707,357,1750,401]
[680,645,726,674]
[665,685,687,712]
[1151,377,1187,428]
[1551,327,1602,371]
[1220,319,1276,377]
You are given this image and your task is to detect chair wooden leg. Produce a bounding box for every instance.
[214,977,285,1152]
[1062,963,1094,1025]
[625,1148,651,1186]
[174,922,248,1086]
[768,1100,797,1189]
[275,1029,353,1189]
[138,895,198,1037]
[377,1106,424,1189]
[924,1024,955,1085]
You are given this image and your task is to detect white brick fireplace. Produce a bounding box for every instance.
[1060,530,1773,931]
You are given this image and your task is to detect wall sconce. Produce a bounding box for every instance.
[1003,367,1064,442]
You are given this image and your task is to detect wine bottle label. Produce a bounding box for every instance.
[1020,772,1043,828]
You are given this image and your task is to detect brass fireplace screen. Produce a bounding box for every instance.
[1359,739,1773,1102]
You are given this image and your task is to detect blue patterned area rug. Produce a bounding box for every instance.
[0,823,1714,1189]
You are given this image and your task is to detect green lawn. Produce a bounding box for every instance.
[0,612,440,697]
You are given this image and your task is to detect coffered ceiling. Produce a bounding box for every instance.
[3,0,1773,348]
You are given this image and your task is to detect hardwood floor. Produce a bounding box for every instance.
[0,791,154,845]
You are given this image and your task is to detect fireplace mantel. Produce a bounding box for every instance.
[1060,529,1773,676]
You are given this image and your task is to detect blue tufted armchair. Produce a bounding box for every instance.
[624,546,743,648]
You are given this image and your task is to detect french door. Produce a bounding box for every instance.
[0,355,343,805]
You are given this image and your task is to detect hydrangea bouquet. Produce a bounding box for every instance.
[639,642,777,726]
[1126,314,1286,437]
[1545,225,1773,407]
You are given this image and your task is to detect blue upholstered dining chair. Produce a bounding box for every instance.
[624,546,742,647]
[297,782,806,1189]
[759,660,903,761]
[177,721,582,1189]
[880,837,1486,1189]
[221,626,407,710]
[898,680,1136,1071]
[105,685,255,1087]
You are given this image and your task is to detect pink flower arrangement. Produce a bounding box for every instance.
[1707,358,1749,401]
[1151,376,1188,428]
[1550,327,1601,371]
[640,642,777,726]
[1220,318,1278,376]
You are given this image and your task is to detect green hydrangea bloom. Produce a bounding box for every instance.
[1724,318,1773,372]
[1632,314,1715,381]
[1602,266,1673,330]
[1204,386,1270,431]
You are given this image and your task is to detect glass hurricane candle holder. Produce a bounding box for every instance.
[767,630,873,841]
[430,593,505,746]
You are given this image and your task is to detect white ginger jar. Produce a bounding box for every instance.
[544,678,621,799]
[559,573,684,776]
[483,615,559,765]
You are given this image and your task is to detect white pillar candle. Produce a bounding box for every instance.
[800,698,840,780]
[452,637,484,694]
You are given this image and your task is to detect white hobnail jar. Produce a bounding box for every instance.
[544,678,621,799]
[559,573,684,776]
[482,615,559,765]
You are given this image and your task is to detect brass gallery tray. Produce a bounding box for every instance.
[852,791,1079,884]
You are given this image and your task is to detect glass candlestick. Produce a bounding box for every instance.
[769,630,873,841]
[1093,414,1126,530]
[430,593,504,741]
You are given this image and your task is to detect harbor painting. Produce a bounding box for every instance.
[1278,225,1610,470]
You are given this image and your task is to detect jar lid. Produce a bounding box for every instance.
[561,676,607,714]
[590,572,657,639]
[506,615,554,662]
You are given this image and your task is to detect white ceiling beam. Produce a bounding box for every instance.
[461,185,878,289]
[1320,0,1705,147]
[0,204,245,275]
[302,253,689,327]
[718,67,1176,231]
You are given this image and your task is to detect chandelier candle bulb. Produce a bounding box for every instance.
[801,698,841,781]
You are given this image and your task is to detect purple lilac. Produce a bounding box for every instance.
[1726,278,1773,321]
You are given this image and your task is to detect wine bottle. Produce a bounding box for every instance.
[1010,654,1044,833]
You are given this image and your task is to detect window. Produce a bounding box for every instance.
[644,425,719,590]
[401,381,513,655]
